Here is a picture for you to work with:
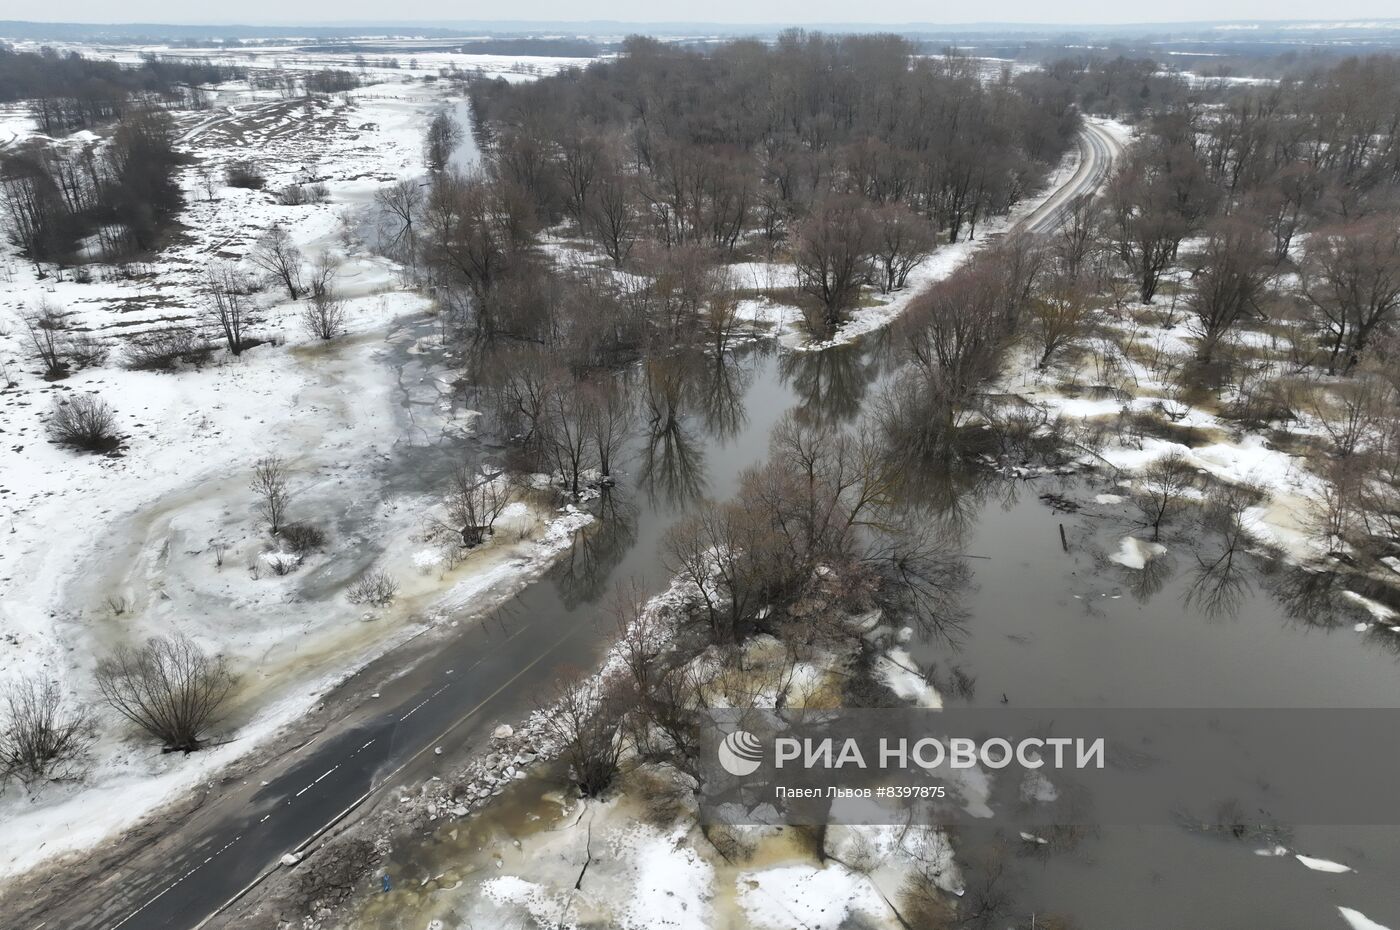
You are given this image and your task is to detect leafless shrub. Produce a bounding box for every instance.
[264,551,300,576]
[277,181,329,205]
[306,253,338,299]
[1,677,92,784]
[47,393,119,452]
[539,672,625,797]
[300,292,346,340]
[346,569,398,606]
[23,300,69,379]
[1310,377,1388,459]
[224,160,265,189]
[1311,454,1368,553]
[95,635,235,753]
[62,331,106,369]
[124,325,215,371]
[279,522,326,555]
[250,455,291,535]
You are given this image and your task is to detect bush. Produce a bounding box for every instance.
[346,570,398,606]
[279,521,327,555]
[47,393,119,452]
[63,331,107,370]
[301,293,346,340]
[94,635,235,753]
[1,677,92,785]
[124,326,215,371]
[225,160,266,190]
[278,182,330,206]
[264,550,301,576]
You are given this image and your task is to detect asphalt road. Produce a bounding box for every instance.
[14,119,1122,930]
[1019,119,1123,235]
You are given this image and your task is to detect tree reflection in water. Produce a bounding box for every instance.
[640,355,708,508]
[553,486,639,609]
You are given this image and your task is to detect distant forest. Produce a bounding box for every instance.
[0,46,238,134]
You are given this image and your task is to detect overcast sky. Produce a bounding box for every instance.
[7,0,1400,26]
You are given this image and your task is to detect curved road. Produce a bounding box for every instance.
[1019,119,1124,235]
[9,119,1122,930]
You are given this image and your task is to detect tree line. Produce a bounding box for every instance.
[0,45,238,135]
[1,109,185,264]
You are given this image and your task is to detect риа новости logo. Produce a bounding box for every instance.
[718,730,764,776]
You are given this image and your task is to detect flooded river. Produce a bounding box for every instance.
[351,316,1400,929]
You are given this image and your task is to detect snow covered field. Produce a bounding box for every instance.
[0,45,592,880]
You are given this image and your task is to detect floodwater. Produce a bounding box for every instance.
[354,316,1400,929]
[366,107,1400,930]
[922,479,1400,929]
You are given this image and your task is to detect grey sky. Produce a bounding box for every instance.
[6,0,1400,27]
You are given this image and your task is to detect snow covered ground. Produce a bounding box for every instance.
[0,46,593,880]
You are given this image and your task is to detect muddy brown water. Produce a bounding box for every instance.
[357,319,1400,929]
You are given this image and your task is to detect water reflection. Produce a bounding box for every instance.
[778,342,879,427]
[1271,565,1353,630]
[689,351,752,441]
[553,487,639,608]
[640,359,708,507]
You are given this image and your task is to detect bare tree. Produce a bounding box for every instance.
[663,498,771,643]
[1,677,91,784]
[869,203,936,294]
[374,178,423,266]
[792,197,875,331]
[424,110,463,174]
[249,225,304,300]
[443,466,511,547]
[1134,451,1196,539]
[201,263,255,355]
[1028,272,1092,370]
[544,389,596,497]
[538,672,625,797]
[1054,193,1099,280]
[23,299,68,379]
[1104,139,1213,304]
[1300,217,1400,375]
[587,169,640,267]
[583,379,632,485]
[250,455,291,535]
[95,635,235,753]
[701,281,744,357]
[1187,216,1274,364]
